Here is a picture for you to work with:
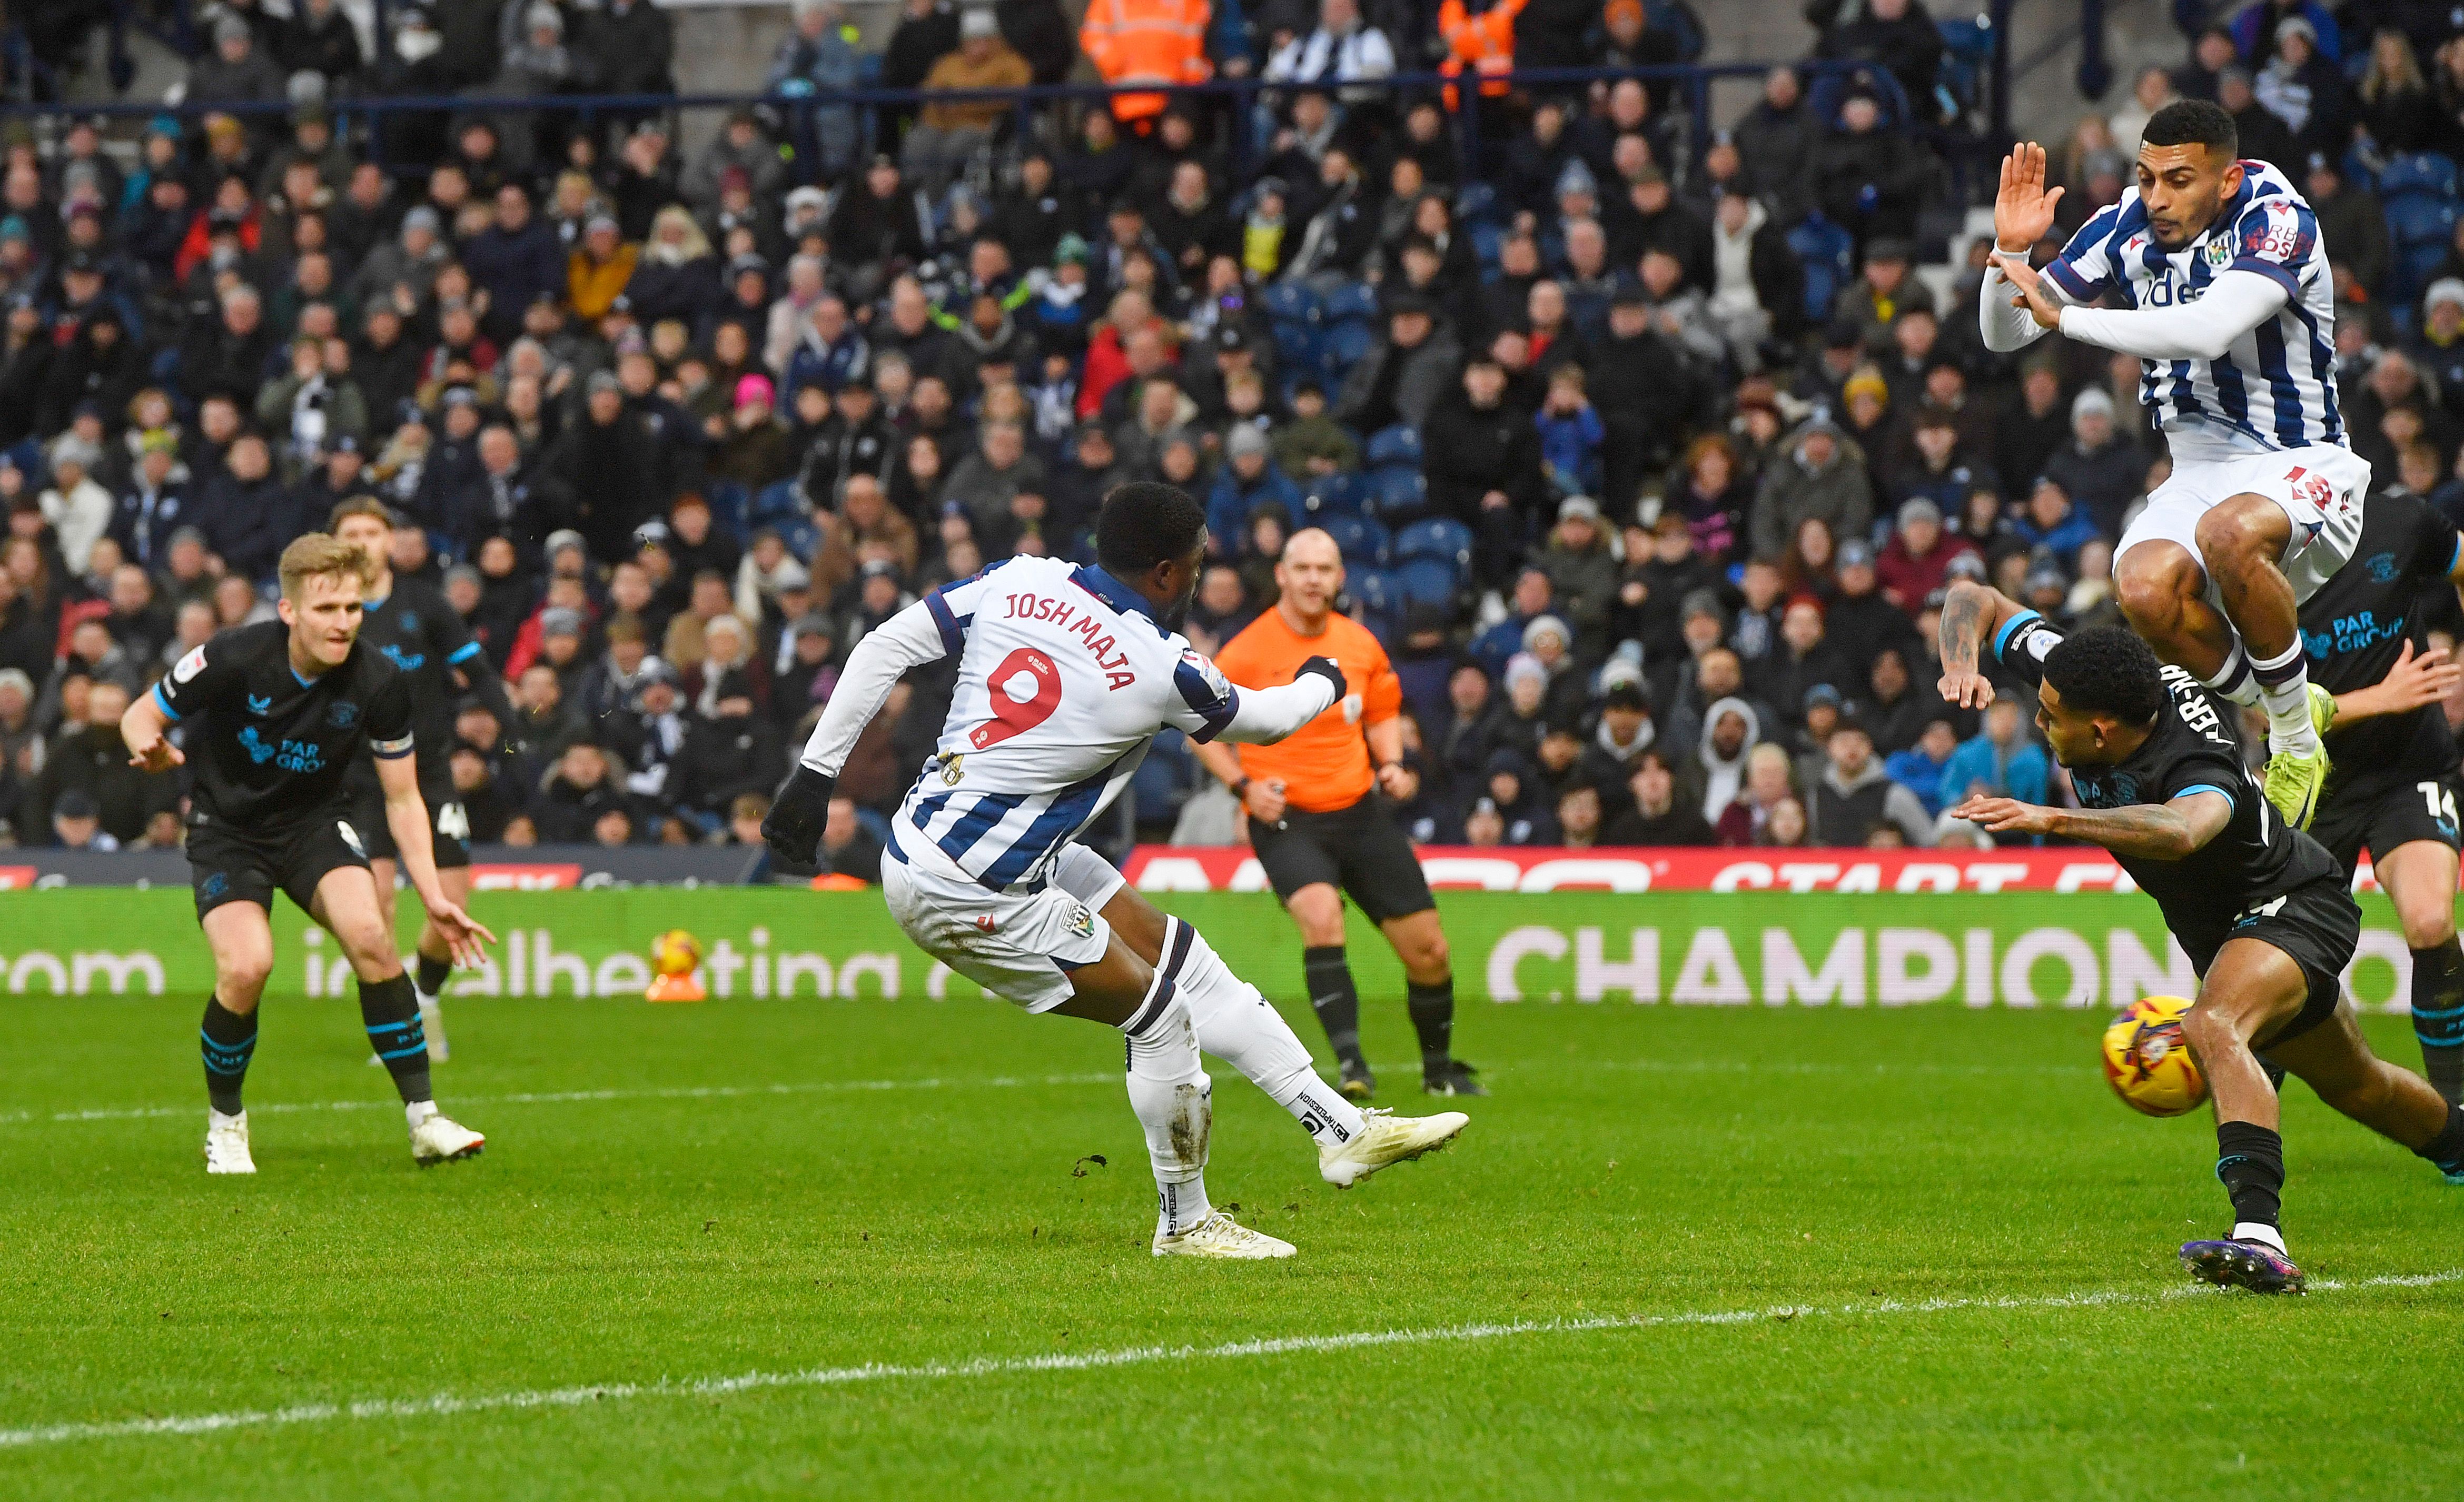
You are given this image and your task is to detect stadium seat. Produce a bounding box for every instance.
[751,480,804,525]
[1393,516,1475,572]
[1299,471,1362,518]
[1322,319,1377,375]
[1470,221,1506,272]
[1454,180,1501,226]
[2387,195,2458,304]
[1364,464,1428,519]
[1260,282,1321,326]
[779,518,822,563]
[1787,213,1855,327]
[1348,564,1401,619]
[1365,424,1423,469]
[2379,151,2458,202]
[704,483,750,540]
[1318,512,1390,565]
[1320,281,1380,326]
[1394,556,1460,608]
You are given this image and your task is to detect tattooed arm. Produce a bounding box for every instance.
[1936,580,2029,710]
[1948,790,2233,861]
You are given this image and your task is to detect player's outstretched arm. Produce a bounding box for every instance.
[765,599,951,864]
[120,687,184,773]
[1215,655,1344,745]
[2037,267,2287,361]
[1951,789,2231,862]
[377,750,495,964]
[1936,580,2027,710]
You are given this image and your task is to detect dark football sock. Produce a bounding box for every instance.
[1407,978,1455,1070]
[2411,1103,2464,1175]
[201,996,256,1116]
[2215,1120,2285,1231]
[2410,939,2464,1104]
[415,952,452,999]
[1303,946,1362,1063]
[360,973,432,1105]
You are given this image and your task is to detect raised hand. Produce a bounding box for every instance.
[1994,141,2065,254]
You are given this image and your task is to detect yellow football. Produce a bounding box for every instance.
[2102,994,2209,1117]
[650,928,704,978]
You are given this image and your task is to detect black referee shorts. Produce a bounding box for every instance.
[2182,874,2362,1050]
[348,785,474,869]
[2307,773,2460,878]
[1248,794,1436,924]
[186,811,372,921]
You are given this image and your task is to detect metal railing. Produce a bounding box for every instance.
[0,58,1937,196]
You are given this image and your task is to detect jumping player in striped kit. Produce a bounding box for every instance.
[1985,100,2358,834]
[759,483,1468,1259]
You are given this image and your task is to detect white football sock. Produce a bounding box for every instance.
[1163,915,1368,1150]
[1119,966,1212,1237]
[2249,639,2319,755]
[2198,640,2262,709]
[2231,1220,2287,1254]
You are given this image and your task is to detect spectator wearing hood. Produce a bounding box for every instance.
[1752,415,1872,564]
[1808,713,1935,847]
[1469,747,1559,846]
[1602,744,1716,844]
[2039,386,2144,540]
[1693,693,1762,827]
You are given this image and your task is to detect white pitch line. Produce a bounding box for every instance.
[3,1270,2455,1452]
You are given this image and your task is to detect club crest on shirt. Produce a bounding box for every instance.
[2366,551,2400,583]
[941,753,966,785]
[2204,238,2232,267]
[327,700,359,729]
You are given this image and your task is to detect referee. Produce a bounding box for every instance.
[1193,529,1482,1099]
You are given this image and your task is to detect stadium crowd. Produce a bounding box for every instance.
[5,0,2464,869]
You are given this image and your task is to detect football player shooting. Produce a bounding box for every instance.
[1985,101,2359,833]
[760,484,1468,1260]
[120,533,496,1176]
[331,498,523,1063]
[1937,580,2464,1292]
[2295,490,2464,1103]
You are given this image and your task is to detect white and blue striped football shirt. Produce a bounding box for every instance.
[892,555,1241,892]
[2044,160,2343,462]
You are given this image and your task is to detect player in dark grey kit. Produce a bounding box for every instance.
[1937,579,2464,1294]
[118,533,496,1175]
[331,499,521,1061]
[2294,490,2464,1103]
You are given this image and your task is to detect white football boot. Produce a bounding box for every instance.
[407,1101,485,1165]
[204,1109,256,1175]
[1318,1108,1469,1188]
[1152,1211,1297,1259]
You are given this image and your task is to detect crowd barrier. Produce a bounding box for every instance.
[0,887,2428,1011]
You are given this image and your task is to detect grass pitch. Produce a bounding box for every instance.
[5,986,2461,1500]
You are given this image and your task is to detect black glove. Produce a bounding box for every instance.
[1294,654,1347,703]
[760,764,836,866]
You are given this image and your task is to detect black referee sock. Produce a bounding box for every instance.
[2410,939,2464,1104]
[201,996,256,1116]
[1303,947,1363,1065]
[415,952,452,1000]
[360,973,432,1105]
[1407,978,1456,1071]
[2412,1103,2464,1176]
[2215,1120,2286,1232]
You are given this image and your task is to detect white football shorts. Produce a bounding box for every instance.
[2117,442,2369,608]
[882,828,1112,1012]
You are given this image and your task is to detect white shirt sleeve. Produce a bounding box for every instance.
[1216,677,1340,744]
[2056,268,2289,362]
[796,600,947,777]
[1979,260,2071,353]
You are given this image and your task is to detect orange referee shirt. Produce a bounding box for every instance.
[1212,606,1402,812]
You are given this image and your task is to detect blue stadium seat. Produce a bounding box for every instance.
[1453,180,1500,226]
[1320,281,1380,325]
[779,518,822,563]
[1394,556,1460,608]
[1299,473,1363,521]
[1363,464,1428,519]
[1261,283,1321,326]
[1470,221,1506,272]
[2388,196,2459,304]
[1787,213,1855,326]
[1365,424,1423,468]
[751,480,804,525]
[1349,565,1401,618]
[1272,320,1324,373]
[2380,151,2458,202]
[1318,512,1390,565]
[704,482,750,539]
[1322,319,1377,374]
[1393,516,1474,571]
